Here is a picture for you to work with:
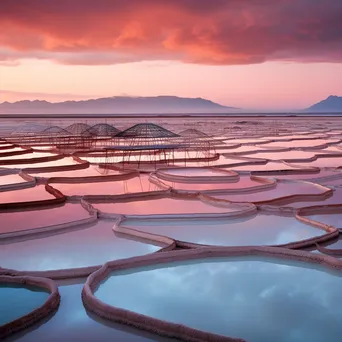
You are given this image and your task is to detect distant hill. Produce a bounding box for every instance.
[0,96,238,114]
[306,95,342,113]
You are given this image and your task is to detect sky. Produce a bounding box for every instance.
[0,0,342,110]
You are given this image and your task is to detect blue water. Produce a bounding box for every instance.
[96,257,342,342]
[0,219,160,272]
[14,283,172,342]
[121,214,323,246]
[0,284,49,325]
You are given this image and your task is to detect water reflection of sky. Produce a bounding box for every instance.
[0,185,54,204]
[0,152,56,161]
[160,167,230,177]
[96,258,342,342]
[122,214,323,246]
[308,213,342,228]
[0,220,159,271]
[212,181,324,203]
[54,175,158,196]
[28,165,121,178]
[1,157,78,170]
[293,158,342,168]
[0,174,27,186]
[289,188,342,207]
[0,203,90,234]
[94,198,237,215]
[0,284,48,325]
[158,175,260,191]
[15,284,170,342]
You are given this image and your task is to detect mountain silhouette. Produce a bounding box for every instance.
[0,96,238,114]
[306,95,342,113]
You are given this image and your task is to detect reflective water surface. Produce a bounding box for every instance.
[0,284,49,325]
[14,283,170,342]
[94,197,238,215]
[0,220,160,271]
[52,175,158,196]
[96,257,342,342]
[0,203,90,234]
[121,213,323,246]
[0,185,54,204]
[210,181,325,203]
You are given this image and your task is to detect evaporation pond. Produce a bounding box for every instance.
[95,257,342,342]
[16,283,172,342]
[263,139,340,148]
[0,185,54,204]
[292,157,342,168]
[306,213,342,228]
[225,162,304,172]
[121,213,323,246]
[0,283,49,325]
[0,174,28,186]
[0,203,90,234]
[155,175,263,192]
[0,219,159,271]
[158,168,233,177]
[28,166,123,178]
[52,176,158,196]
[0,151,58,160]
[2,157,79,169]
[211,181,326,204]
[93,198,236,215]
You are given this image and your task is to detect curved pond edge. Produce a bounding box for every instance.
[82,246,342,342]
[0,275,60,340]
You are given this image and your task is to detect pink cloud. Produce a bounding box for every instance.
[0,0,341,65]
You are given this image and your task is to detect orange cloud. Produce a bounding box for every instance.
[0,0,342,65]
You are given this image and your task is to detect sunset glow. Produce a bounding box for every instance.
[1,0,342,109]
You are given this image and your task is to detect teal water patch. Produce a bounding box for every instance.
[0,283,49,325]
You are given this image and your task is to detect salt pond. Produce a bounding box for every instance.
[14,283,171,342]
[52,175,159,196]
[0,219,160,272]
[0,203,90,234]
[94,197,243,216]
[120,213,324,246]
[0,283,49,326]
[95,257,342,342]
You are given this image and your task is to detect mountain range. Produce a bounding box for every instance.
[0,96,238,114]
[305,95,342,113]
[0,95,341,114]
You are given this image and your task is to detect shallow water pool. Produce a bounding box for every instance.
[0,219,160,272]
[95,257,342,342]
[121,213,324,246]
[0,283,49,326]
